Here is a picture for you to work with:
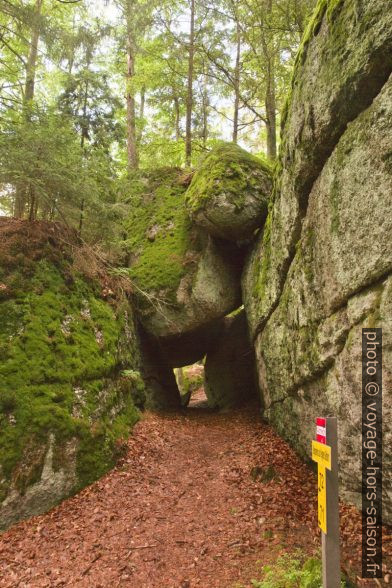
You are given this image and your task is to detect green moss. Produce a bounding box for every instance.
[185,142,272,214]
[75,383,139,489]
[122,168,192,294]
[280,0,348,138]
[0,252,141,501]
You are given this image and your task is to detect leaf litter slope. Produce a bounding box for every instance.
[0,405,388,587]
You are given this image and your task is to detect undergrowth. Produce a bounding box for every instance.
[248,551,349,588]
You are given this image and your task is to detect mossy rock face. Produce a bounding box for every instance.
[0,219,143,529]
[185,143,272,243]
[204,310,258,410]
[248,74,392,522]
[245,0,392,338]
[122,168,243,339]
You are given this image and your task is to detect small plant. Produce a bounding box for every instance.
[250,551,348,588]
[121,369,141,381]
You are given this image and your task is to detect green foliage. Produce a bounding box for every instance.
[0,108,120,244]
[250,551,347,588]
[251,553,322,587]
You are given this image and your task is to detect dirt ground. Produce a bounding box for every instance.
[0,394,390,587]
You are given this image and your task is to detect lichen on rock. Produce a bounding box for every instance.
[185,142,272,243]
[243,5,392,522]
[246,0,392,338]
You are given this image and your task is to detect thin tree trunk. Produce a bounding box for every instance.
[261,1,277,160]
[79,79,89,236]
[264,53,277,160]
[138,84,145,145]
[15,0,43,219]
[125,1,138,171]
[24,0,42,109]
[201,63,209,149]
[139,85,145,120]
[185,0,195,167]
[174,95,181,141]
[232,20,241,144]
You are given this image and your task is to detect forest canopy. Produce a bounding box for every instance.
[0,0,316,241]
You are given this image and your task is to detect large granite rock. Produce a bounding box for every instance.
[123,168,243,339]
[243,0,392,521]
[0,219,146,529]
[186,143,272,243]
[138,328,181,410]
[244,0,392,339]
[158,320,224,368]
[204,311,258,410]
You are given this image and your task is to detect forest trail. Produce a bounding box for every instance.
[0,397,369,587]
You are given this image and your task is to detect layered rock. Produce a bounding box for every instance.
[123,168,243,340]
[0,219,145,529]
[204,311,257,410]
[244,0,392,337]
[243,0,392,520]
[186,143,272,243]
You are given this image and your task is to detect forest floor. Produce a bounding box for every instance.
[0,390,390,587]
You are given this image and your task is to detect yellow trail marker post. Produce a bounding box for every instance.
[312,417,340,588]
[312,440,331,533]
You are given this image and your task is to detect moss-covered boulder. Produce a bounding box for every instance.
[175,364,204,407]
[204,310,257,410]
[122,168,243,339]
[186,143,272,243]
[0,219,145,529]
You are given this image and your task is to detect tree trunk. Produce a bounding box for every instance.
[125,1,138,171]
[232,20,241,144]
[202,62,209,149]
[15,0,43,219]
[265,54,277,160]
[139,85,145,120]
[79,79,89,236]
[138,84,145,145]
[24,0,42,109]
[261,2,277,161]
[174,95,181,141]
[185,0,195,167]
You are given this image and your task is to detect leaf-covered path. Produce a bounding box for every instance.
[0,398,377,587]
